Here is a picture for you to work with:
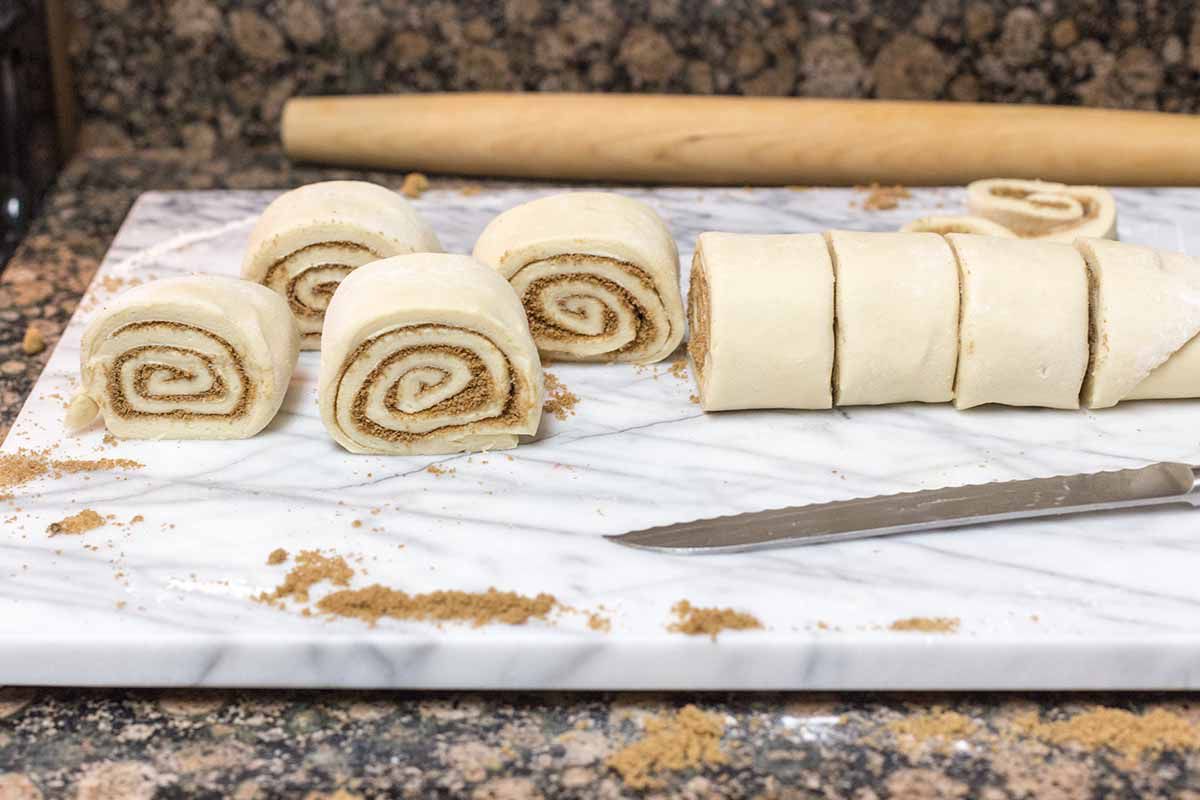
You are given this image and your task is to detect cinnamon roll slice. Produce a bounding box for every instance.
[966,178,1117,242]
[67,276,299,439]
[472,192,685,364]
[1075,238,1200,408]
[242,181,442,350]
[947,234,1090,410]
[688,232,834,411]
[318,254,543,455]
[827,231,960,405]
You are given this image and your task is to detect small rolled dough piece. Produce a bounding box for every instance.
[1075,238,1200,407]
[242,181,442,349]
[966,178,1117,242]
[827,231,960,405]
[688,232,833,410]
[73,275,300,439]
[319,254,543,455]
[948,234,1089,410]
[472,192,685,364]
[900,215,1016,238]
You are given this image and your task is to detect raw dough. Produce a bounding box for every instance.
[242,181,442,349]
[967,178,1117,242]
[688,232,834,410]
[901,215,1016,237]
[827,231,960,405]
[319,254,543,455]
[71,275,299,439]
[1075,238,1200,407]
[472,192,685,364]
[948,234,1089,409]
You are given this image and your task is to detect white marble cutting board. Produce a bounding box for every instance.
[3,186,1200,690]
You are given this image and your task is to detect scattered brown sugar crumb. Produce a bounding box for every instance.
[401,172,430,198]
[588,612,612,633]
[688,393,700,404]
[606,705,728,790]
[316,585,559,628]
[351,519,363,529]
[0,450,142,492]
[667,357,689,381]
[888,709,979,750]
[543,372,579,420]
[889,616,960,634]
[0,450,50,491]
[47,509,105,536]
[668,600,762,641]
[459,184,483,196]
[258,550,354,604]
[857,182,912,211]
[266,548,289,566]
[130,515,144,524]
[53,457,143,475]
[21,325,45,355]
[1012,707,1200,761]
[426,464,455,477]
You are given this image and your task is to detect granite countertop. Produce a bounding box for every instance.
[3,149,1200,797]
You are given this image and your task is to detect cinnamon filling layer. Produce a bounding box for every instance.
[987,186,1100,234]
[686,252,711,386]
[106,321,252,419]
[514,254,662,358]
[336,324,532,443]
[262,241,381,341]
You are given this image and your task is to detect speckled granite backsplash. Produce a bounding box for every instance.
[71,0,1200,153]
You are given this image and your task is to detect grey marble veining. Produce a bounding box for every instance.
[1,186,1199,689]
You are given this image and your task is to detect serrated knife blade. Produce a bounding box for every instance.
[606,462,1200,555]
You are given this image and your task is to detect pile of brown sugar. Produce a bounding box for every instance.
[542,372,578,420]
[606,705,729,790]
[258,548,566,629]
[1012,707,1200,761]
[47,509,105,536]
[667,357,690,381]
[889,616,960,634]
[317,585,560,628]
[857,182,912,211]
[0,449,142,494]
[668,600,762,641]
[257,550,354,605]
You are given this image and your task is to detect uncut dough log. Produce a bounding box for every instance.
[1075,238,1200,407]
[319,254,543,455]
[242,181,442,350]
[69,276,299,439]
[688,232,834,410]
[472,192,685,364]
[948,234,1089,410]
[900,215,1016,237]
[967,178,1117,242]
[827,231,960,405]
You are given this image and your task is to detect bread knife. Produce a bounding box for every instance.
[606,462,1200,554]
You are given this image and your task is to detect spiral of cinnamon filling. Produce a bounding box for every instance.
[510,254,670,362]
[70,276,299,439]
[330,324,533,451]
[262,242,380,345]
[105,321,253,420]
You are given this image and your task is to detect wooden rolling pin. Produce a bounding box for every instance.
[281,93,1200,186]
